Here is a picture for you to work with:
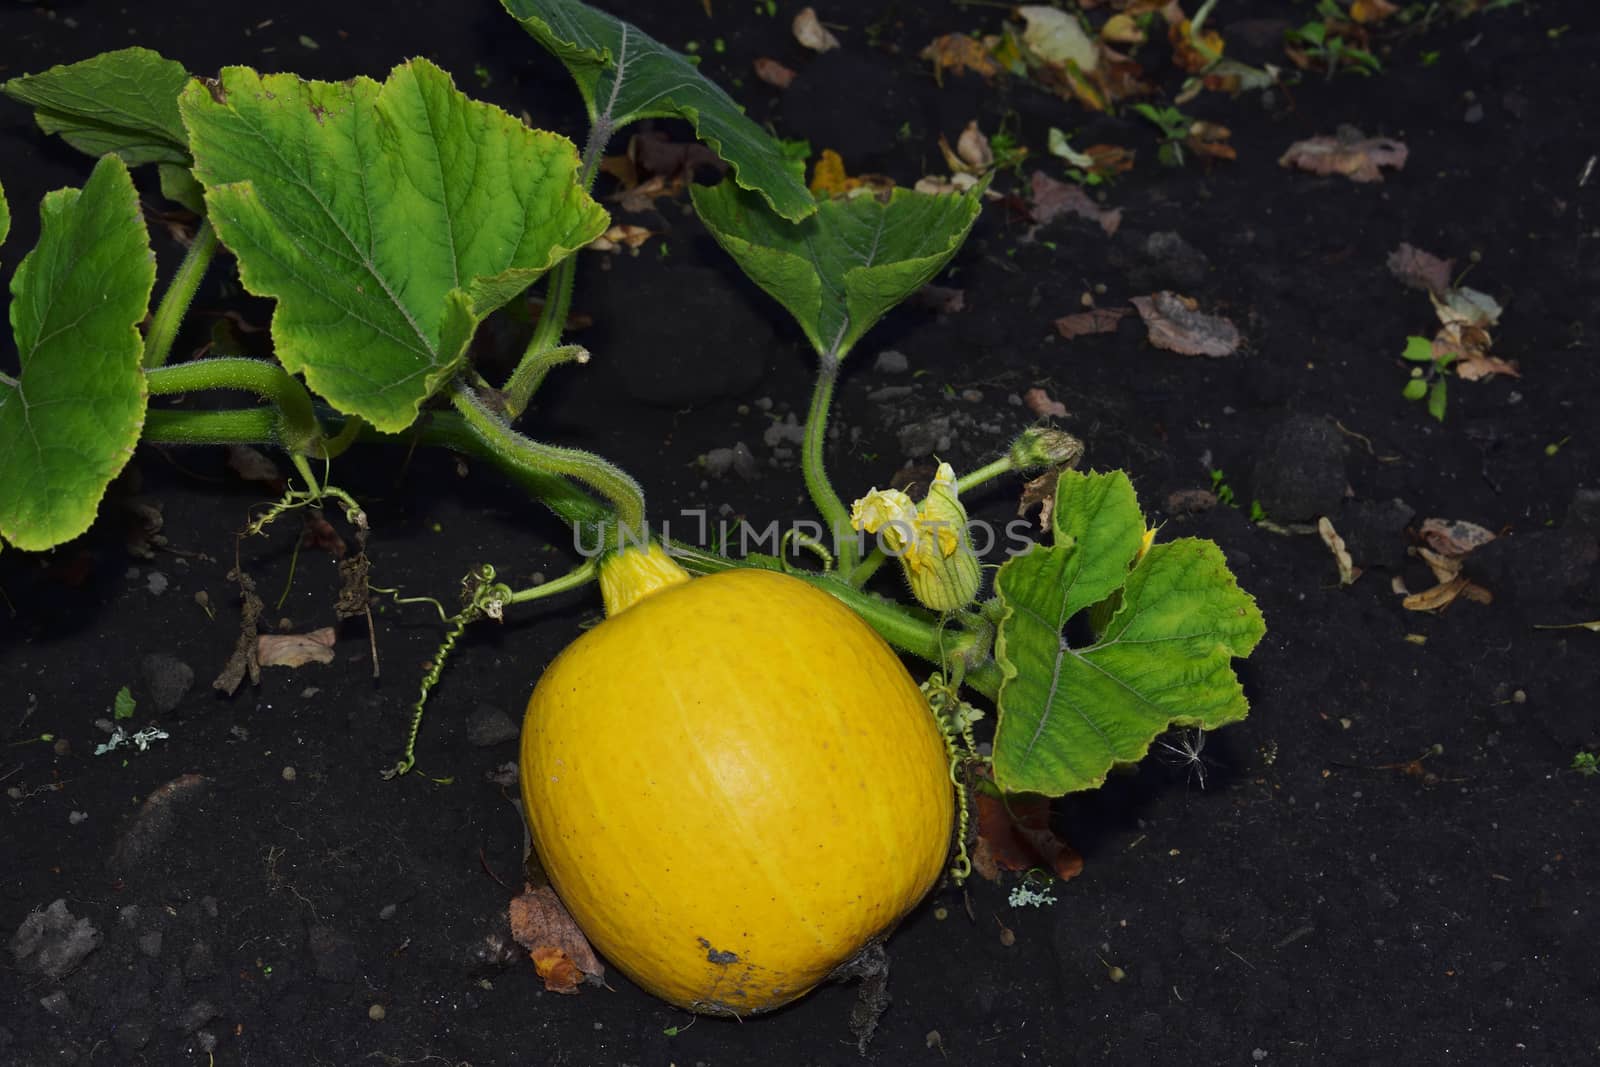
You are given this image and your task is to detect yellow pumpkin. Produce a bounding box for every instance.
[519,556,953,1015]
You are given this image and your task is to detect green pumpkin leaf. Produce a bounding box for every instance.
[2,47,191,166]
[992,470,1265,796]
[0,156,154,552]
[501,0,813,222]
[0,177,10,260]
[180,60,609,432]
[692,179,982,360]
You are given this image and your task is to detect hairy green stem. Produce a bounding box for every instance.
[145,357,324,454]
[803,357,856,573]
[502,344,588,420]
[956,456,1016,496]
[450,383,645,536]
[143,407,279,444]
[142,218,219,370]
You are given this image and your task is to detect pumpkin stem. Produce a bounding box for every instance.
[600,542,691,616]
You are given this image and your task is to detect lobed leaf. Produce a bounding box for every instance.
[692,179,982,360]
[2,48,191,166]
[992,470,1265,795]
[502,0,813,222]
[180,60,609,432]
[0,157,154,551]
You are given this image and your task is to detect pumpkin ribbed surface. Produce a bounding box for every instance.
[520,567,953,1015]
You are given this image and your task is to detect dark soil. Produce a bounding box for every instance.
[4,1,1598,1064]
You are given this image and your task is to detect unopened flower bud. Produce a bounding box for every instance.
[1008,428,1085,473]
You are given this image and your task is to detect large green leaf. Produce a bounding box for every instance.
[502,0,813,222]
[180,60,609,432]
[0,157,154,551]
[0,178,9,262]
[2,48,191,166]
[992,470,1266,795]
[692,179,982,360]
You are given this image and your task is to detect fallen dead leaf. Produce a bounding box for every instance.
[1130,292,1241,357]
[226,445,285,491]
[257,628,336,669]
[1054,307,1131,339]
[1280,129,1408,183]
[1029,171,1122,236]
[810,149,894,199]
[753,56,796,89]
[911,285,966,315]
[588,224,657,253]
[509,884,605,994]
[955,120,994,172]
[1018,470,1058,531]
[1168,17,1225,74]
[1403,575,1492,612]
[1319,517,1360,586]
[1387,243,1455,296]
[920,34,1001,84]
[1418,518,1497,558]
[1185,120,1236,162]
[792,6,840,52]
[1350,0,1399,23]
[1023,387,1068,418]
[974,791,1084,883]
[1166,489,1218,514]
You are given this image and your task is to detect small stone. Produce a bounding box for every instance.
[761,414,805,448]
[281,766,297,782]
[10,899,102,978]
[466,706,519,748]
[873,350,910,375]
[146,571,170,596]
[39,990,71,1017]
[368,1003,386,1021]
[1253,1050,1269,1062]
[68,811,88,825]
[378,904,398,920]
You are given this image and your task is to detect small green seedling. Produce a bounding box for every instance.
[1210,468,1237,507]
[1132,103,1193,168]
[1573,752,1599,778]
[1401,334,1454,421]
[1286,2,1383,78]
[113,686,137,721]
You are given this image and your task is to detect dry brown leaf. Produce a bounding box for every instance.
[1130,292,1241,357]
[1454,353,1521,381]
[1023,387,1068,418]
[792,7,840,52]
[975,792,1084,883]
[920,34,1001,83]
[588,224,656,252]
[257,628,336,669]
[1054,307,1130,339]
[810,149,897,199]
[225,444,285,490]
[509,884,605,994]
[1169,18,1225,74]
[1280,130,1408,183]
[1418,518,1497,558]
[1418,546,1461,586]
[911,285,966,315]
[1387,243,1455,296]
[753,56,796,89]
[1350,0,1400,23]
[955,120,994,172]
[1318,517,1360,586]
[1403,576,1492,612]
[1185,120,1236,161]
[1029,171,1122,236]
[1018,470,1058,530]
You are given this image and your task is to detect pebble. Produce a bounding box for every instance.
[368,1004,386,1021]
[145,571,170,596]
[873,350,910,374]
[466,706,519,747]
[281,766,297,782]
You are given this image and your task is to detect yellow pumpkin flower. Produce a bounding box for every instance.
[851,462,981,612]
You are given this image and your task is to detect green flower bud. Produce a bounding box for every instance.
[1008,428,1085,473]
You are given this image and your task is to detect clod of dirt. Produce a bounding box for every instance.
[1337,498,1416,571]
[107,774,212,875]
[1250,415,1348,521]
[213,567,263,695]
[830,941,891,1054]
[10,900,103,978]
[1464,529,1599,606]
[1564,489,1600,538]
[703,443,759,481]
[1029,171,1122,236]
[138,652,194,715]
[897,414,955,459]
[466,705,519,748]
